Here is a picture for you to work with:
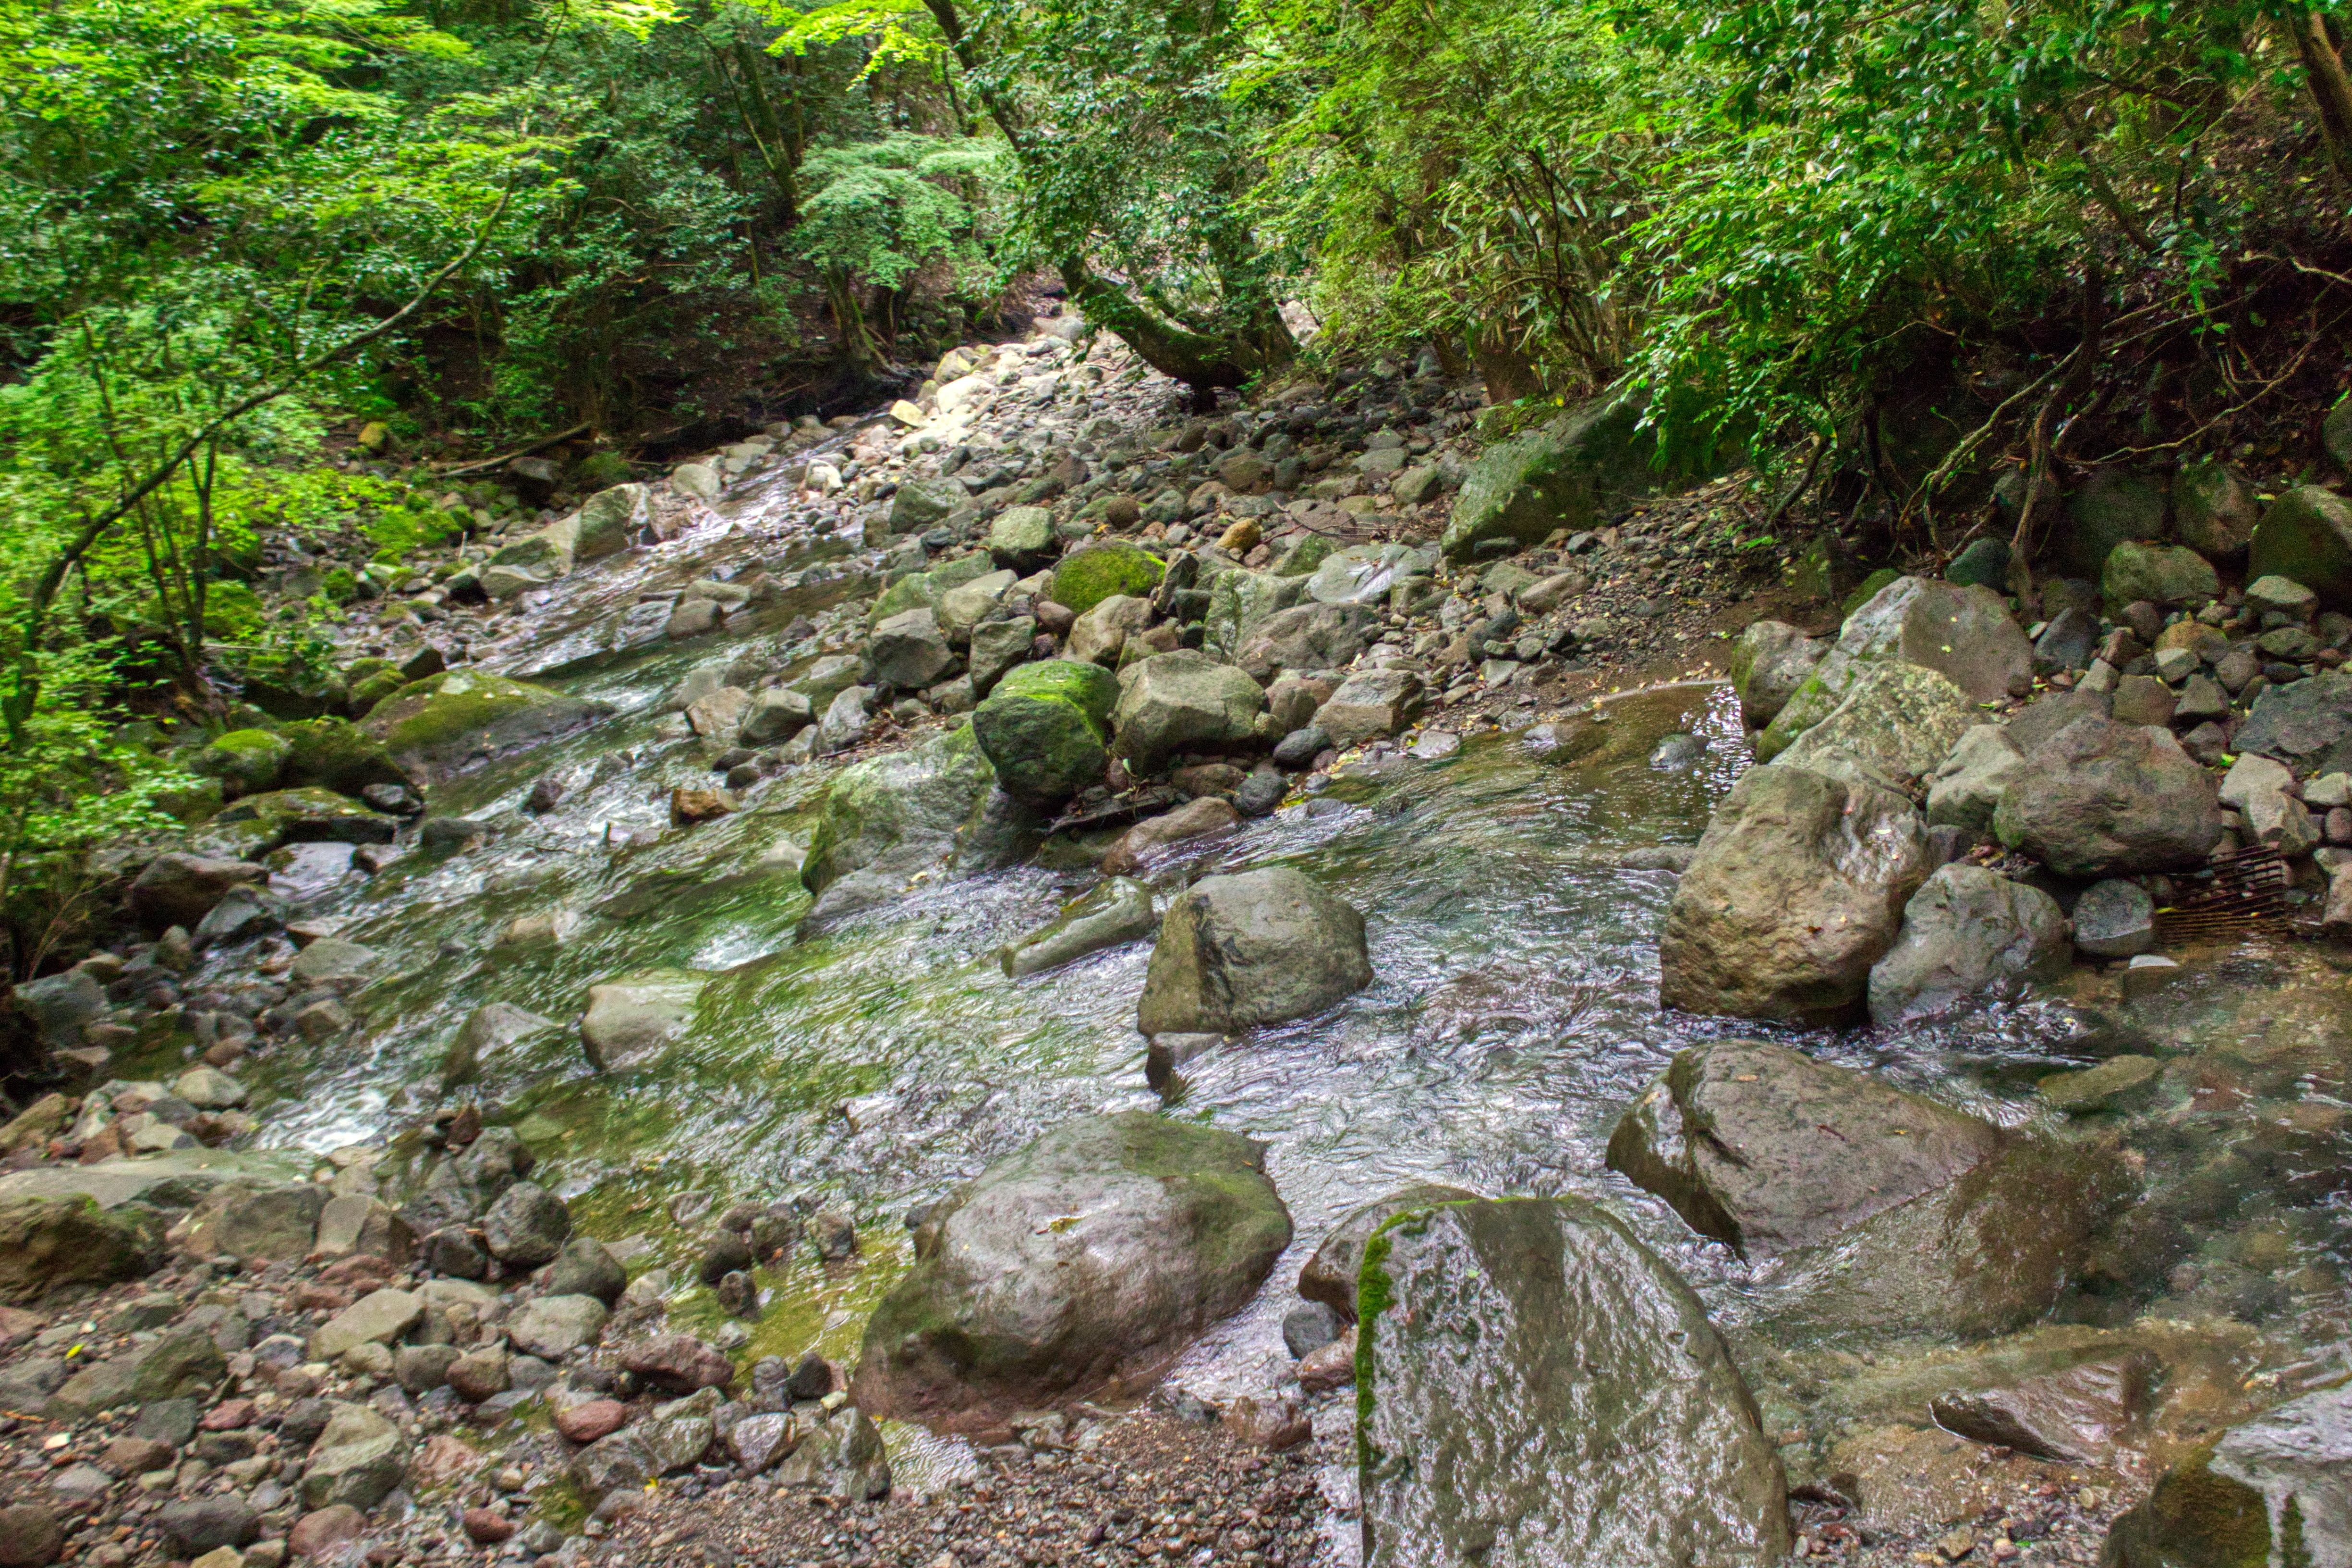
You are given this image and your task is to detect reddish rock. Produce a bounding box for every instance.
[97,1436,175,1478]
[199,1399,256,1432]
[292,1282,355,1313]
[554,1399,628,1444]
[288,1504,367,1559]
[461,1508,516,1544]
[410,1434,481,1490]
[0,1307,45,1346]
[1297,1328,1357,1395]
[618,1333,733,1393]
[317,1254,395,1288]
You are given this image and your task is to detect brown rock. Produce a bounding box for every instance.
[1218,518,1263,556]
[1220,1395,1310,1451]
[200,1399,256,1431]
[1297,1327,1357,1394]
[443,1346,509,1404]
[554,1399,629,1445]
[1035,600,1076,636]
[0,1504,64,1567]
[669,787,736,826]
[1171,763,1246,799]
[461,1508,516,1545]
[288,1504,367,1560]
[1928,1351,2157,1463]
[98,1436,175,1478]
[1101,797,1240,876]
[618,1333,733,1393]
[410,1434,482,1490]
[0,1307,45,1346]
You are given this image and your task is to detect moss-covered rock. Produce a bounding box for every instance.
[189,787,399,860]
[800,724,1025,927]
[363,671,614,783]
[233,650,350,721]
[970,659,1118,804]
[0,1195,163,1305]
[2103,540,2219,609]
[279,717,414,798]
[1049,542,1164,616]
[191,729,291,800]
[850,1112,1290,1437]
[1439,395,1672,561]
[2249,485,2352,610]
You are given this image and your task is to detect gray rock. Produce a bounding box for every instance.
[1865,864,2069,1025]
[580,970,703,1073]
[508,1294,609,1360]
[1137,867,1371,1035]
[2233,669,2352,778]
[1316,668,1424,747]
[999,877,1156,978]
[730,1410,801,1474]
[851,1112,1290,1435]
[2172,462,2258,559]
[1992,716,2224,876]
[988,506,1057,572]
[800,724,1009,927]
[1296,1185,1478,1320]
[2102,1381,2352,1568]
[771,1404,890,1500]
[2073,879,2155,958]
[394,1343,461,1394]
[1358,1197,1789,1568]
[2102,540,2217,608]
[175,1181,322,1263]
[1727,620,1823,727]
[1109,651,1266,773]
[1272,724,1330,768]
[155,1496,259,1553]
[125,854,267,932]
[1281,1302,1340,1359]
[966,616,1036,697]
[543,1236,626,1305]
[12,970,108,1050]
[482,1180,570,1266]
[889,477,967,535]
[1769,661,1975,790]
[440,1001,559,1092]
[1440,395,1679,559]
[1234,603,1378,682]
[0,1195,163,1306]
[2033,607,2098,672]
[299,1405,409,1511]
[1658,765,1928,1024]
[816,684,873,753]
[1931,1353,2157,1465]
[863,608,956,691]
[1925,725,2025,836]
[2061,467,2169,578]
[1758,576,2030,759]
[2248,485,2352,610]
[309,1288,422,1361]
[739,687,814,747]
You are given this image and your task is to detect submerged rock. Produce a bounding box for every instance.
[799,724,1020,926]
[579,971,704,1073]
[851,1112,1290,1436]
[999,877,1156,978]
[1357,1197,1789,1567]
[1658,765,1928,1024]
[1136,867,1371,1034]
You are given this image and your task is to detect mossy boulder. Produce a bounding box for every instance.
[1049,542,1164,617]
[233,650,350,721]
[363,670,614,783]
[1757,576,2029,761]
[1439,395,1672,561]
[0,1196,164,1305]
[2060,467,2170,578]
[850,1112,1290,1437]
[191,729,291,800]
[572,483,648,559]
[188,787,398,861]
[970,659,1119,804]
[2103,540,2219,609]
[279,717,414,799]
[2249,485,2352,610]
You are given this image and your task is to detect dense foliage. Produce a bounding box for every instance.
[2,0,2349,968]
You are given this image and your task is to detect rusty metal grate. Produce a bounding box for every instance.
[2154,845,2290,940]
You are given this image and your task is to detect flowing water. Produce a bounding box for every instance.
[221,465,2352,1500]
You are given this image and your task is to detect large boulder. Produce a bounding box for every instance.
[2248,485,2352,609]
[190,729,289,798]
[572,482,649,558]
[1109,652,1266,773]
[277,717,413,798]
[1440,396,1673,560]
[363,671,613,783]
[1049,542,1164,616]
[1295,1184,1478,1320]
[2101,1381,2352,1568]
[1234,603,1378,682]
[1866,864,2069,1026]
[1607,1041,2129,1337]
[851,1113,1291,1436]
[1757,577,2029,760]
[0,1197,162,1304]
[2102,540,2219,609]
[1136,867,1371,1034]
[190,787,396,861]
[1728,620,1823,726]
[970,659,1118,804]
[1658,766,1928,1024]
[2172,462,2259,560]
[1316,669,1424,747]
[2233,669,2352,778]
[1992,716,2224,876]
[1357,1197,1790,1567]
[126,854,266,931]
[1607,1040,1999,1258]
[800,724,1020,926]
[2060,467,2169,578]
[987,506,1056,572]
[1925,725,2026,836]
[1768,662,1975,790]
